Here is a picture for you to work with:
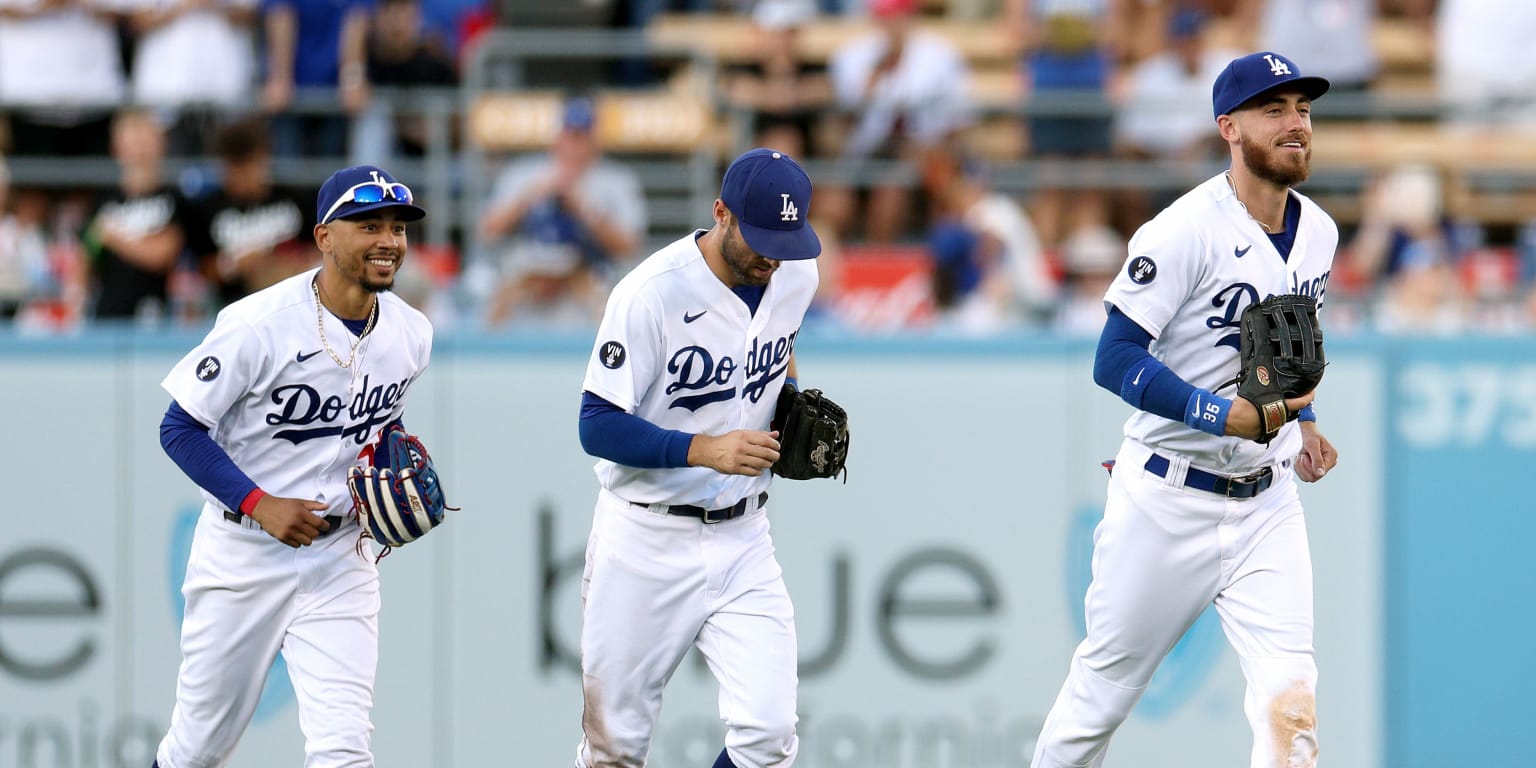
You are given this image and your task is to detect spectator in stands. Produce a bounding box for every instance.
[724,0,831,160]
[261,0,373,158]
[353,0,460,163]
[83,109,197,323]
[1113,7,1235,226]
[1348,163,1466,283]
[823,0,972,244]
[193,118,316,309]
[1006,0,1124,251]
[920,146,1057,331]
[1355,163,1471,335]
[1436,0,1536,132]
[0,0,126,158]
[478,97,647,327]
[1115,8,1232,164]
[122,0,259,156]
[0,155,50,319]
[1374,243,1469,335]
[1234,0,1382,102]
[1052,222,1124,336]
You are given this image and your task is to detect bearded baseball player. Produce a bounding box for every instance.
[1031,52,1341,768]
[574,148,821,768]
[152,165,430,768]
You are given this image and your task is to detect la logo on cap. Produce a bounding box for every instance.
[780,193,798,222]
[1264,54,1291,77]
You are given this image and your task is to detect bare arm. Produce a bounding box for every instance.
[262,3,297,111]
[338,3,371,112]
[98,225,186,274]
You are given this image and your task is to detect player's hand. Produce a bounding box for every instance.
[688,430,781,477]
[1224,392,1315,441]
[249,496,332,548]
[1296,422,1338,483]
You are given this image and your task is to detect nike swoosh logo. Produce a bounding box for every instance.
[1132,367,1144,386]
[1234,245,1252,258]
[296,350,323,363]
[684,311,707,324]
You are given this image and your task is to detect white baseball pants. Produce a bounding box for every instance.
[575,488,799,768]
[1032,440,1319,768]
[156,507,380,768]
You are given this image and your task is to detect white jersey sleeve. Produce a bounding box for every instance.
[582,277,664,412]
[163,309,273,427]
[1104,214,1208,339]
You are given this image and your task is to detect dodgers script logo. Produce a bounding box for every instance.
[265,374,412,444]
[665,330,798,411]
[1206,274,1329,349]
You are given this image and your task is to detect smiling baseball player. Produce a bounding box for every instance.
[1031,52,1340,768]
[152,165,430,768]
[573,148,821,768]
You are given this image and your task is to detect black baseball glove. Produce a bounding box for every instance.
[1231,294,1327,443]
[348,423,454,558]
[771,383,850,481]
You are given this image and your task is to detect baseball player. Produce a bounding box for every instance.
[573,148,821,768]
[1031,52,1341,768]
[152,165,430,768]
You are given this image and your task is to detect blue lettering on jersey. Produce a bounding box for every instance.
[1206,272,1331,349]
[664,330,799,411]
[1291,269,1330,302]
[666,346,739,411]
[741,330,797,404]
[1206,282,1260,350]
[266,374,412,444]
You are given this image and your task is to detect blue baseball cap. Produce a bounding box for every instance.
[1211,51,1330,120]
[316,164,426,224]
[562,97,595,132]
[1169,8,1205,40]
[719,148,821,261]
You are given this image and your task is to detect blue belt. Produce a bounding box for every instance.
[640,491,769,524]
[1144,454,1274,499]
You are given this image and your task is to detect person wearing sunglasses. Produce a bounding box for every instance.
[151,164,432,768]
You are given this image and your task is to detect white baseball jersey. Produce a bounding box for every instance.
[162,268,433,515]
[581,231,818,508]
[1104,173,1336,474]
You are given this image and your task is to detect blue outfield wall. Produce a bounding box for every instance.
[0,328,1529,767]
[1378,337,1536,768]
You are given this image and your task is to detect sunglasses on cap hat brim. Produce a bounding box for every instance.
[321,180,420,224]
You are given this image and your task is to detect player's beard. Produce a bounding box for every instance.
[721,222,777,287]
[1241,132,1311,187]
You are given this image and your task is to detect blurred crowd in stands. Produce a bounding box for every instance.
[4,0,1536,338]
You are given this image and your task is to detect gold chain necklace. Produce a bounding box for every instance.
[1225,171,1275,233]
[312,278,377,369]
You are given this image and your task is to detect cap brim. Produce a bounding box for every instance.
[1225,75,1332,116]
[738,219,821,261]
[330,201,427,223]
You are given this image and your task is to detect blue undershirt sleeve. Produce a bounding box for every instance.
[160,401,261,513]
[1093,306,1231,436]
[579,391,694,469]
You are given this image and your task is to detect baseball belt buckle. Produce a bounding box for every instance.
[701,502,735,525]
[1226,467,1272,499]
